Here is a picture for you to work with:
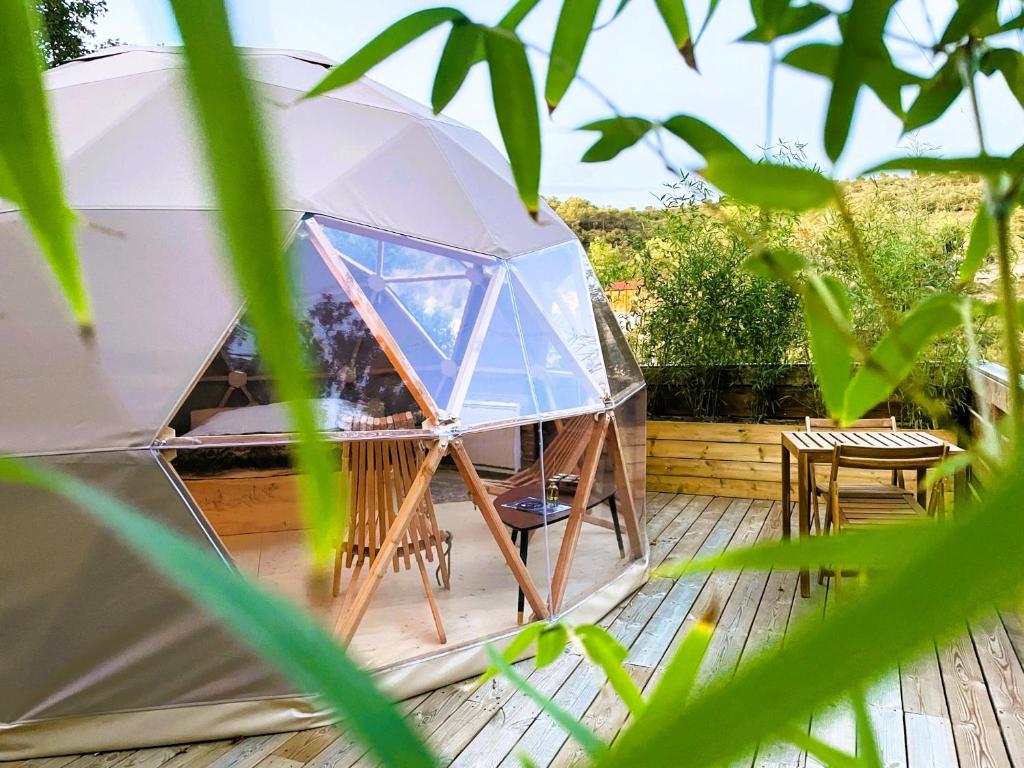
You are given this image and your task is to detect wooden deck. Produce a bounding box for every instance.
[8,492,1024,768]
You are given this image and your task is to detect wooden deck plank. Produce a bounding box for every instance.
[937,631,1012,768]
[970,618,1024,765]
[902,645,959,768]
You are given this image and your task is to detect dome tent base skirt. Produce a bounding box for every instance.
[0,561,648,760]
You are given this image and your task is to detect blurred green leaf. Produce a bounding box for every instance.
[802,275,854,418]
[545,0,602,112]
[478,622,545,684]
[579,117,654,162]
[432,21,481,113]
[484,27,542,216]
[573,625,645,716]
[904,55,962,133]
[500,0,544,29]
[741,2,830,43]
[780,725,861,768]
[742,248,808,282]
[783,42,920,118]
[865,154,1024,175]
[843,293,965,422]
[654,0,696,69]
[663,114,746,161]
[702,157,837,211]
[981,48,1024,109]
[960,203,992,284]
[485,644,607,757]
[695,0,723,44]
[824,1,896,162]
[642,611,714,710]
[0,458,433,768]
[169,0,341,563]
[939,0,999,44]
[657,520,933,578]
[306,7,467,98]
[0,0,91,335]
[853,688,883,768]
[598,458,1024,768]
[536,623,569,668]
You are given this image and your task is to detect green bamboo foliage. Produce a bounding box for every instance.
[0,0,92,336]
[167,0,343,564]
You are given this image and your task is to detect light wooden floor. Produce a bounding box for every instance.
[8,492,1024,768]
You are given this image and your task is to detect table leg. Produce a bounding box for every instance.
[917,467,927,508]
[609,496,625,557]
[517,532,529,624]
[781,444,791,540]
[798,454,810,598]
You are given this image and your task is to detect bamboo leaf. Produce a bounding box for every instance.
[0,0,91,336]
[573,625,645,716]
[742,248,807,282]
[843,293,965,423]
[579,117,654,162]
[865,154,1024,176]
[432,21,481,113]
[536,623,569,668]
[939,0,999,44]
[485,644,607,757]
[499,0,544,29]
[545,0,602,112]
[484,27,541,216]
[981,48,1024,109]
[779,724,862,768]
[642,609,715,710]
[168,0,341,563]
[702,157,837,211]
[801,275,854,418]
[305,8,468,98]
[853,688,883,768]
[657,521,935,578]
[597,462,1024,768]
[960,204,992,284]
[695,0,723,44]
[654,0,696,69]
[741,2,830,43]
[478,623,546,684]
[0,458,433,768]
[663,114,746,161]
[904,56,962,133]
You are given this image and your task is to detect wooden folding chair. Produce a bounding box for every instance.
[819,442,948,585]
[806,417,905,533]
[332,412,451,644]
[483,415,594,496]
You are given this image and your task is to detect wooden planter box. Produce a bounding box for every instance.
[645,420,957,501]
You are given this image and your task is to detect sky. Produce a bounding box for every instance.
[93,1,1024,209]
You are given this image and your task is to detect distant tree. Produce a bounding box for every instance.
[35,0,118,67]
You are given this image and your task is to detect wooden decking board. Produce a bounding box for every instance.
[970,619,1024,764]
[10,493,1024,768]
[938,632,1012,768]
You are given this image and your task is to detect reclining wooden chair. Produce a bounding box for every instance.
[819,442,948,585]
[483,415,594,496]
[332,412,451,643]
[806,417,905,534]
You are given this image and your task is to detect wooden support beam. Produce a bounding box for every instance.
[549,414,609,614]
[450,440,550,622]
[335,441,446,642]
[607,416,643,559]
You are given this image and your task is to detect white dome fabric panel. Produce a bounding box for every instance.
[0,208,250,454]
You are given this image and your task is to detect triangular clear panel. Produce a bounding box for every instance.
[581,261,644,399]
[170,236,421,436]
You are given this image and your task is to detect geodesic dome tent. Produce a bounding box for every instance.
[0,47,648,758]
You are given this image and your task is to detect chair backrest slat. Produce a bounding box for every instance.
[829,443,948,479]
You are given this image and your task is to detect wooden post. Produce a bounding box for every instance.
[449,440,550,621]
[335,441,446,642]
[606,416,643,559]
[549,414,609,614]
[797,453,810,598]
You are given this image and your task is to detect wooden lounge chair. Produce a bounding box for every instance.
[819,442,948,585]
[806,416,905,533]
[483,415,595,497]
[332,412,451,644]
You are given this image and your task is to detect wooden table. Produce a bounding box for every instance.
[495,481,620,623]
[781,430,964,597]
